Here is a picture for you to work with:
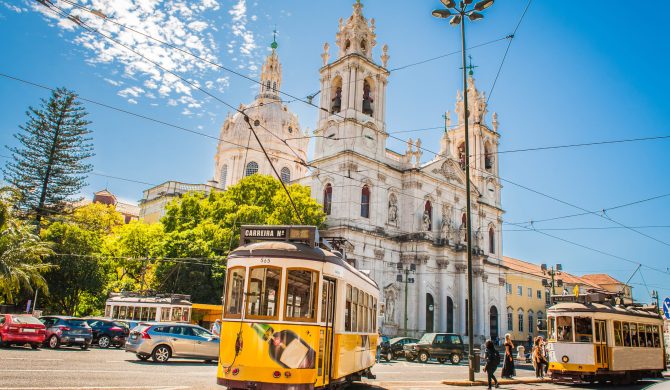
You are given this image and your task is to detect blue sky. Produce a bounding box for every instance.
[1,1,669,304]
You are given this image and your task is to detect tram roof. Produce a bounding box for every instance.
[228,241,378,289]
[548,301,661,320]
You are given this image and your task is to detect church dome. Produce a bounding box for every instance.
[212,42,308,189]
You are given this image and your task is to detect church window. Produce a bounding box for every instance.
[254,119,260,126]
[288,126,293,133]
[219,164,228,188]
[360,39,367,52]
[331,76,343,114]
[489,226,495,254]
[424,201,432,231]
[446,296,454,333]
[461,213,467,242]
[362,79,374,116]
[360,185,370,218]
[323,184,332,215]
[484,143,494,171]
[245,161,259,177]
[280,167,291,183]
[458,142,466,170]
[272,81,277,92]
[345,39,351,51]
[265,80,271,92]
[518,309,524,332]
[528,310,534,334]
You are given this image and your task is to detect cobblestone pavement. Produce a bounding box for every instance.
[0,345,667,389]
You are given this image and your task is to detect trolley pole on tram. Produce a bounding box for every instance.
[432,0,495,382]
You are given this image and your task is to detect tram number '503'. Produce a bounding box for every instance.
[260,258,271,264]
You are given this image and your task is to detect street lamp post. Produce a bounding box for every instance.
[397,263,416,336]
[432,0,494,382]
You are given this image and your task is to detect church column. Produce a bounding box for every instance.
[417,263,426,334]
[341,66,351,111]
[349,65,359,112]
[320,76,330,121]
[440,267,448,332]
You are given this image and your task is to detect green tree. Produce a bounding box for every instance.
[0,189,53,304]
[40,203,122,315]
[154,175,325,303]
[3,87,93,231]
[103,221,165,293]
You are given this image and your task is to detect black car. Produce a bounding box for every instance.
[403,333,465,364]
[386,337,419,360]
[86,319,129,348]
[40,316,92,349]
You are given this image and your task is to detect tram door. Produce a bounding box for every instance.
[594,320,609,369]
[318,278,336,387]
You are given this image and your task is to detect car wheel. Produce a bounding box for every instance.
[48,335,60,349]
[31,343,40,350]
[80,344,89,350]
[438,358,447,364]
[450,353,461,365]
[385,351,393,362]
[98,335,111,348]
[418,351,430,363]
[152,345,171,363]
[406,355,416,362]
[137,353,150,361]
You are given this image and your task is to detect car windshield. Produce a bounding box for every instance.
[390,337,405,344]
[418,333,435,344]
[11,315,42,325]
[113,321,127,328]
[67,319,89,327]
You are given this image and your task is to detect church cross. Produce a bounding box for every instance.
[460,55,478,76]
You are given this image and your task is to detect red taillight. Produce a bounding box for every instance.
[8,326,19,333]
[140,330,151,339]
[58,325,71,332]
[110,326,123,332]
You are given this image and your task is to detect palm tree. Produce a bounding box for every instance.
[0,192,53,304]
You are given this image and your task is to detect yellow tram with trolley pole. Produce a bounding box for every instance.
[217,225,380,390]
[546,292,666,385]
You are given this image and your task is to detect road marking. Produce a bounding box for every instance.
[0,357,63,361]
[0,387,190,390]
[0,369,145,374]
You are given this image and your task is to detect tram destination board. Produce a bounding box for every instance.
[240,225,317,247]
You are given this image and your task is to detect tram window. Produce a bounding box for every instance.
[556,316,573,342]
[630,323,639,347]
[345,285,352,332]
[574,317,593,343]
[547,316,555,340]
[644,325,653,347]
[614,321,623,346]
[321,283,328,323]
[225,267,246,319]
[247,266,282,319]
[623,323,631,346]
[358,291,365,332]
[149,307,157,321]
[653,325,661,348]
[285,269,318,322]
[637,323,646,347]
[112,306,119,319]
[352,288,358,332]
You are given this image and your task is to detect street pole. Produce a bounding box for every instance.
[404,268,409,336]
[32,288,38,315]
[550,267,556,296]
[460,15,476,383]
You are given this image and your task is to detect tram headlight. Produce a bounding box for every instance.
[561,355,569,363]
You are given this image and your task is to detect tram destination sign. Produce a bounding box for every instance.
[240,225,317,247]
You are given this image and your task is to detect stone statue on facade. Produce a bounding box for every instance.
[381,44,389,68]
[321,42,330,66]
[388,194,398,225]
[422,209,431,231]
[384,287,396,324]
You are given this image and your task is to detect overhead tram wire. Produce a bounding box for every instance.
[36,2,305,222]
[507,192,670,225]
[486,0,533,105]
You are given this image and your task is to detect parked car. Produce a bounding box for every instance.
[85,318,129,348]
[0,314,46,349]
[40,316,92,349]
[378,335,391,361]
[386,337,419,360]
[115,319,142,332]
[125,322,219,363]
[403,333,464,364]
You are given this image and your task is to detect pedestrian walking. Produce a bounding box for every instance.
[376,330,383,363]
[532,336,547,378]
[211,319,221,337]
[501,333,515,378]
[539,336,549,376]
[483,339,500,389]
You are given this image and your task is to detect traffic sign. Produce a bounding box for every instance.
[663,297,670,320]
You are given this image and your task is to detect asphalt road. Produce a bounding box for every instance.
[0,344,667,390]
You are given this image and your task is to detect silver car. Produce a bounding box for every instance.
[125,322,219,363]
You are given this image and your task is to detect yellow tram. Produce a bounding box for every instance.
[546,293,666,385]
[217,225,380,390]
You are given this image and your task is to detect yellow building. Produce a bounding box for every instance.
[502,257,549,344]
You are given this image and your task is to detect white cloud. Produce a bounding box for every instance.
[30,0,233,113]
[2,1,27,13]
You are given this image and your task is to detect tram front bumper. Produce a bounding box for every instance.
[217,378,313,390]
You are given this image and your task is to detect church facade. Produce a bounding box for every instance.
[303,1,506,340]
[208,1,507,340]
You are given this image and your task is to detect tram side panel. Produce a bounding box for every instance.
[610,347,665,371]
[548,342,596,373]
[332,333,377,379]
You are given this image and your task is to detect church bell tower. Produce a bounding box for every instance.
[313,0,391,159]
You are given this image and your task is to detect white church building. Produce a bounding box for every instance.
[188,1,507,340]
